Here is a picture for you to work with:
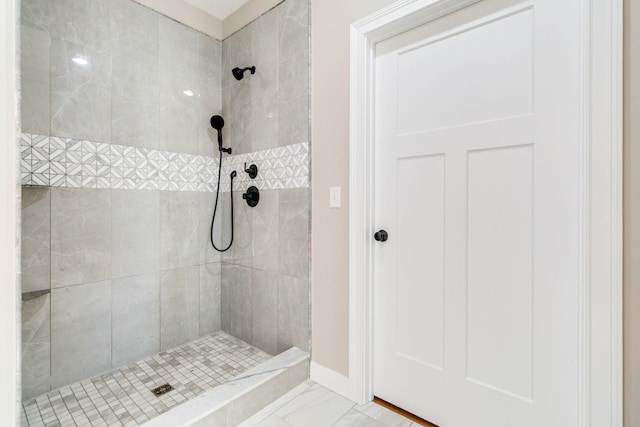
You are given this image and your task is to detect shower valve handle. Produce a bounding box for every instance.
[244,163,258,179]
[242,186,260,207]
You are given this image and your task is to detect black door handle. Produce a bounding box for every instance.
[374,230,388,242]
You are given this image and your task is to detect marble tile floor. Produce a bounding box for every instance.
[22,332,271,427]
[239,381,424,427]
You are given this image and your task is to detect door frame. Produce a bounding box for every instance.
[348,0,623,425]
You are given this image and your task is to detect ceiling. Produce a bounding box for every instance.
[183,0,251,20]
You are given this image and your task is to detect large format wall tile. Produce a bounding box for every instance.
[198,34,222,158]
[222,191,253,267]
[222,263,252,343]
[277,0,309,63]
[199,34,222,98]
[51,281,112,388]
[160,191,199,270]
[199,187,223,265]
[111,55,160,149]
[278,274,309,353]
[222,24,252,90]
[21,0,50,30]
[110,0,159,66]
[200,263,222,335]
[252,190,279,272]
[112,273,160,367]
[221,265,230,333]
[112,189,159,278]
[222,73,253,155]
[50,37,112,143]
[51,188,111,288]
[159,17,200,155]
[252,269,278,355]
[22,187,51,293]
[250,10,279,153]
[278,188,309,279]
[21,24,50,136]
[160,267,200,350]
[49,0,112,51]
[278,51,309,147]
[252,8,278,69]
[222,24,253,155]
[158,81,199,155]
[21,294,50,400]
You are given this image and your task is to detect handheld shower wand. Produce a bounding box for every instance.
[209,115,235,252]
[210,115,232,154]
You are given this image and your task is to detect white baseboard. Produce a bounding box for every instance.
[310,361,351,400]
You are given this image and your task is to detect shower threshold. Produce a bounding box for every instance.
[21,332,306,427]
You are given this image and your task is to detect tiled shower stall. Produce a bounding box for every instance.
[20,0,310,421]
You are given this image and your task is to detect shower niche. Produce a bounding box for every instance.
[19,0,310,425]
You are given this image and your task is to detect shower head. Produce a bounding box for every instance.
[210,115,232,154]
[232,66,256,81]
[210,115,224,131]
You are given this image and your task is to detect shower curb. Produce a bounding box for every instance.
[141,347,310,427]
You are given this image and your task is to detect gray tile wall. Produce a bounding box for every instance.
[21,187,50,294]
[20,0,223,401]
[21,294,50,401]
[21,186,223,400]
[220,0,311,356]
[20,0,310,402]
[21,0,221,155]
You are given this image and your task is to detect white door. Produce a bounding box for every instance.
[373,1,582,426]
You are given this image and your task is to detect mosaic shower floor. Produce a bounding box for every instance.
[21,331,271,427]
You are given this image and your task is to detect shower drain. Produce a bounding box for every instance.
[151,383,174,397]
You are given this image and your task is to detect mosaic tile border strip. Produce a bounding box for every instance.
[21,332,271,427]
[20,133,309,192]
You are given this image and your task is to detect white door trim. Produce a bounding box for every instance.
[1,0,20,424]
[347,0,623,425]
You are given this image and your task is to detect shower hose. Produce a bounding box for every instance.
[210,151,236,252]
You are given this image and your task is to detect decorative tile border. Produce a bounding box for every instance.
[220,143,309,192]
[20,133,309,192]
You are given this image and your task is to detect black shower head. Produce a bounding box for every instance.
[232,66,256,81]
[210,115,224,131]
[210,115,231,154]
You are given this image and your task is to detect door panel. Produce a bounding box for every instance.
[373,0,581,426]
[466,145,533,402]
[395,4,533,134]
[396,154,445,369]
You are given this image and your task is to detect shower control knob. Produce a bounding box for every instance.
[374,230,388,242]
[242,186,260,207]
